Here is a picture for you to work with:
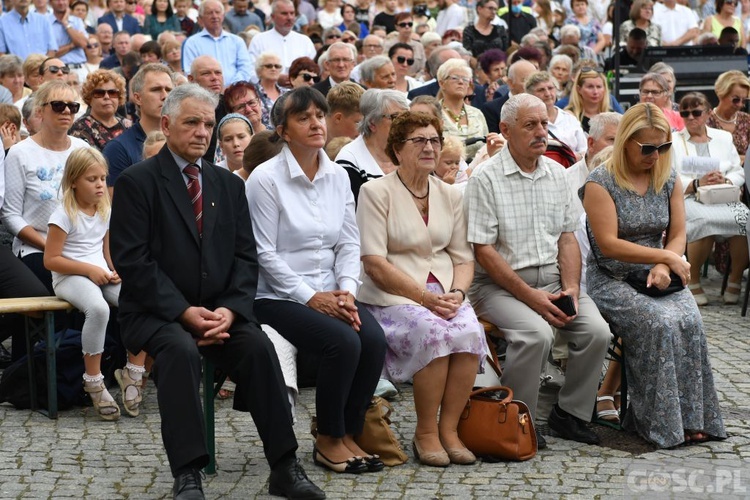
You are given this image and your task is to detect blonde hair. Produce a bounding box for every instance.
[142,129,166,158]
[714,69,750,100]
[606,103,672,193]
[325,136,353,161]
[565,69,610,121]
[440,135,465,160]
[61,147,111,225]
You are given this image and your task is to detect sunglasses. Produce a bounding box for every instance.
[634,140,671,156]
[579,66,603,74]
[395,55,415,66]
[731,96,748,104]
[45,100,81,113]
[326,34,342,39]
[86,42,100,49]
[41,65,71,75]
[397,22,414,28]
[679,109,704,118]
[300,72,320,83]
[262,64,282,70]
[342,37,356,43]
[92,88,121,98]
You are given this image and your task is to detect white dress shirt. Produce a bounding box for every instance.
[653,2,699,45]
[246,146,361,304]
[247,28,317,84]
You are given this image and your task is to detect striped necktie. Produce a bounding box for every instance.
[184,163,202,235]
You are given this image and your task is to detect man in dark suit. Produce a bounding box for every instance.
[98,0,142,35]
[313,42,357,97]
[110,84,325,500]
[481,59,536,135]
[99,31,131,69]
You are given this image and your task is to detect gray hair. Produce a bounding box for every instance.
[255,51,280,72]
[271,0,294,14]
[360,56,392,84]
[549,54,573,70]
[199,0,224,16]
[588,112,622,140]
[357,88,409,137]
[0,55,22,78]
[21,94,35,120]
[559,24,580,40]
[161,83,218,119]
[325,42,357,64]
[639,72,669,92]
[436,58,471,82]
[500,94,546,126]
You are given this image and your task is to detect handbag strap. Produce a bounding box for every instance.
[585,179,672,277]
[469,385,513,402]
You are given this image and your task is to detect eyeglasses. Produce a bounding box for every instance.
[364,44,382,50]
[402,136,443,149]
[634,140,672,156]
[326,34,342,39]
[395,55,415,66]
[679,109,704,118]
[725,0,737,5]
[639,89,664,97]
[397,22,414,28]
[445,75,471,84]
[126,0,136,4]
[44,101,81,113]
[328,57,353,65]
[92,88,121,98]
[300,72,320,83]
[232,99,259,112]
[731,96,748,104]
[342,37,356,43]
[262,64,282,70]
[381,112,402,121]
[86,42,100,49]
[41,65,71,75]
[579,66,603,74]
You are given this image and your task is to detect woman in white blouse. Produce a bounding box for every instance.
[247,87,387,475]
[0,80,88,292]
[525,71,587,161]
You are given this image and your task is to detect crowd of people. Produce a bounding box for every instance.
[0,0,745,499]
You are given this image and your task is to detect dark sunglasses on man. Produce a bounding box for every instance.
[44,100,81,114]
[301,72,321,83]
[40,65,71,76]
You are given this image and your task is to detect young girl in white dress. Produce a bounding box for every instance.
[44,147,147,421]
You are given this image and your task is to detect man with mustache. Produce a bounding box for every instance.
[464,94,610,450]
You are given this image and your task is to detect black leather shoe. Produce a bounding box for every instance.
[173,469,204,500]
[547,404,600,445]
[536,429,547,450]
[269,458,326,499]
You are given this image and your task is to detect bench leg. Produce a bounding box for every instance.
[202,359,216,475]
[25,316,37,414]
[45,312,57,419]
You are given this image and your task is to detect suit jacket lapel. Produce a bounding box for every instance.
[159,148,201,245]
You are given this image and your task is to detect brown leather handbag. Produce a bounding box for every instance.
[457,386,537,461]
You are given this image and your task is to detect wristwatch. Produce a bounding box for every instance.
[450,288,466,301]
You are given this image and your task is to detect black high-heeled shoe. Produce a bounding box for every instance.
[313,447,367,474]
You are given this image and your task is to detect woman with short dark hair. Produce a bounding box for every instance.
[247,87,387,475]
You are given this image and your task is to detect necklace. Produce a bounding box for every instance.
[713,107,737,125]
[441,99,467,125]
[396,171,429,199]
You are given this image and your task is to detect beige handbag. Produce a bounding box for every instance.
[696,184,741,204]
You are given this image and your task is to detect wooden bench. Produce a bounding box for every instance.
[0,296,73,419]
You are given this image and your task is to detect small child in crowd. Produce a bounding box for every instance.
[43,148,147,421]
[434,135,469,186]
[0,103,22,153]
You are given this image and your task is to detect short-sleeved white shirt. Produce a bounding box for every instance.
[47,205,110,287]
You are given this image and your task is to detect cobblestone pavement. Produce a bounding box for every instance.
[0,270,748,499]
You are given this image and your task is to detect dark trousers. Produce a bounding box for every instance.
[19,252,53,295]
[255,299,386,437]
[0,247,50,359]
[144,320,298,477]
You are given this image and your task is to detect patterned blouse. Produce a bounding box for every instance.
[69,113,130,152]
[255,83,290,130]
[565,15,603,49]
[707,111,750,157]
[618,20,662,47]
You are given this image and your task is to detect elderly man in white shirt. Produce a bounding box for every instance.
[466,94,610,450]
[247,0,316,84]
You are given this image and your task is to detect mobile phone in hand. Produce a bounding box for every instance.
[552,295,577,316]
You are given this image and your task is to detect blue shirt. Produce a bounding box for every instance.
[181,29,253,86]
[0,10,57,60]
[49,14,86,64]
[223,9,263,34]
[104,121,147,187]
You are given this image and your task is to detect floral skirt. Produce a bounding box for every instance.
[364,283,489,383]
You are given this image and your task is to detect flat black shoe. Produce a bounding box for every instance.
[547,404,600,445]
[312,447,367,474]
[536,429,547,450]
[173,469,204,500]
[363,454,385,472]
[269,457,326,499]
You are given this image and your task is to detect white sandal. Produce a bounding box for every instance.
[84,381,121,421]
[688,283,708,306]
[724,282,742,305]
[595,395,620,425]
